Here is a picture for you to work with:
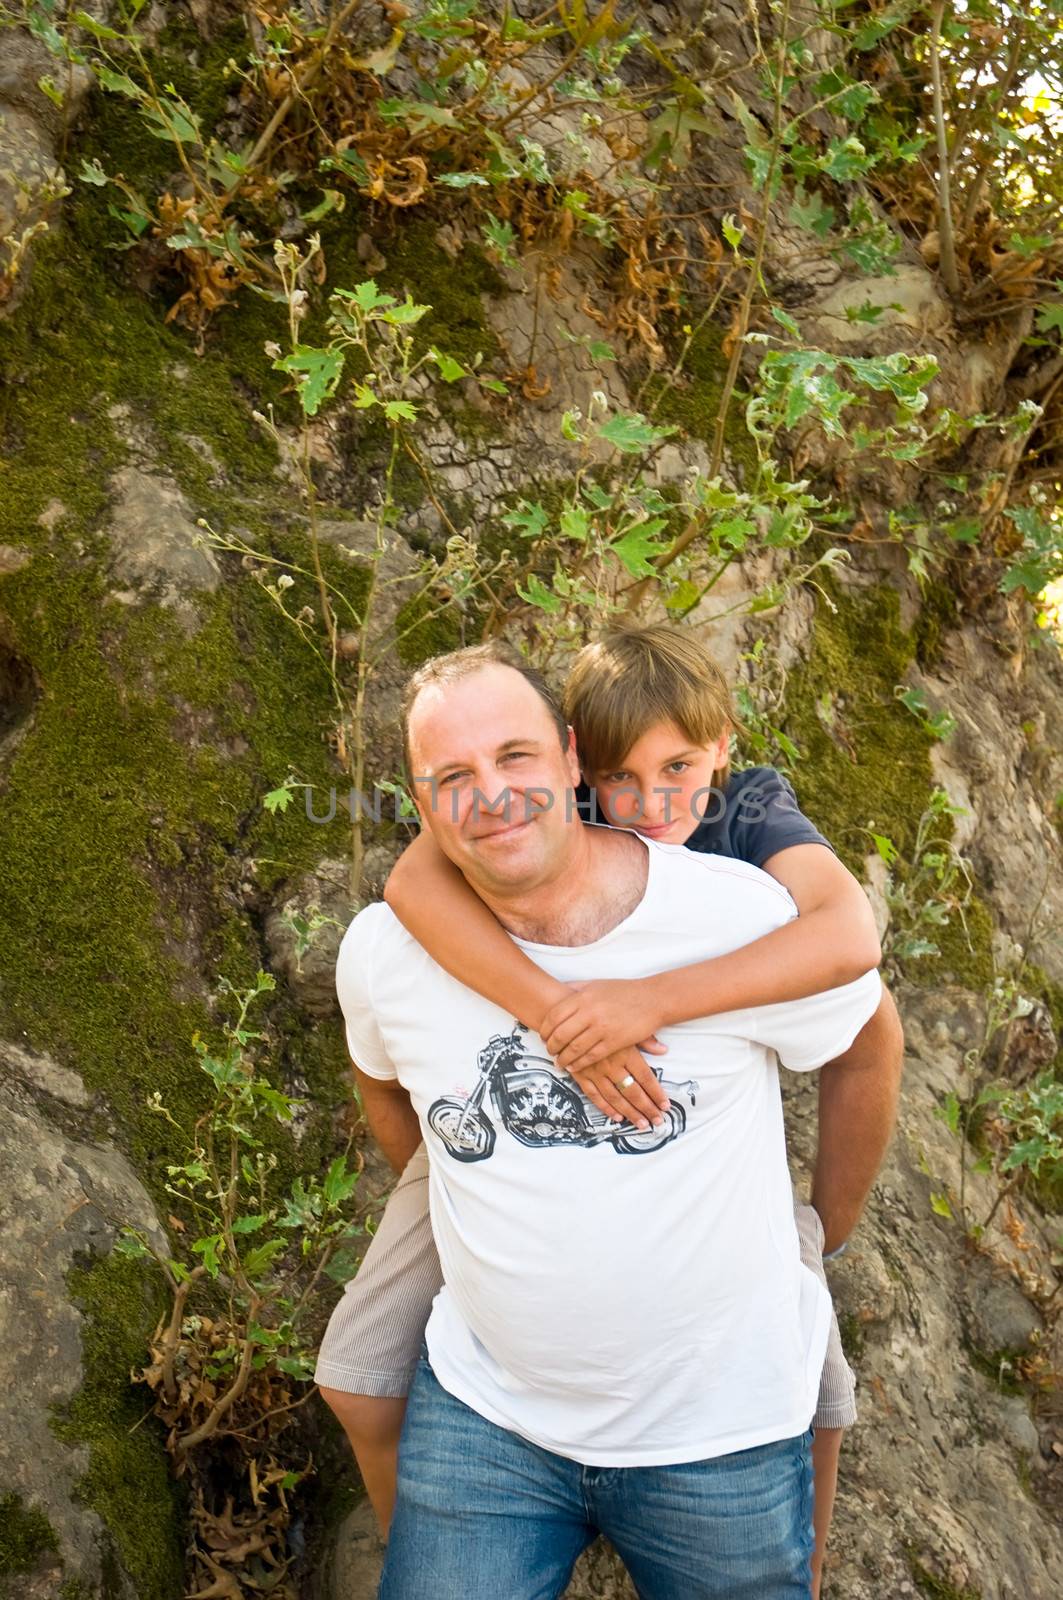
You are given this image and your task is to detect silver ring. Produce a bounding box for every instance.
[618,1073,636,1089]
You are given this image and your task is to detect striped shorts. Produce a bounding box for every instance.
[315,1143,858,1430]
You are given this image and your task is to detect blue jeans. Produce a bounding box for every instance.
[380,1356,814,1600]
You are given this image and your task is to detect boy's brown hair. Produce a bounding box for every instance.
[564,623,739,787]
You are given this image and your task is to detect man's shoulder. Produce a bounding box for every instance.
[646,837,798,940]
[653,835,794,899]
[336,900,412,974]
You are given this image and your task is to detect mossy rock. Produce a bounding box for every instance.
[642,322,759,483]
[0,1492,58,1586]
[51,1252,186,1600]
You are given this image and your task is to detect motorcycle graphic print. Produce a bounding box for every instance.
[427,1024,698,1164]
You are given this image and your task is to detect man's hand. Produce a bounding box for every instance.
[569,1042,671,1130]
[540,978,669,1072]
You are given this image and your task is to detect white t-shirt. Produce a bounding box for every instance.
[337,833,881,1467]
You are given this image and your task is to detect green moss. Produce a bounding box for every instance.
[778,578,934,872]
[921,890,995,991]
[906,1547,982,1600]
[836,1309,867,1362]
[643,322,759,483]
[51,1252,185,1600]
[776,578,998,988]
[394,588,463,669]
[914,573,960,667]
[0,1493,58,1582]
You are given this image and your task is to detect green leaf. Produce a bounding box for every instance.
[721,213,744,250]
[383,297,429,326]
[929,1191,953,1219]
[870,831,898,865]
[263,785,293,815]
[844,300,903,325]
[608,524,667,577]
[501,501,549,540]
[192,1233,224,1277]
[303,189,344,223]
[819,135,870,182]
[481,215,517,267]
[516,574,562,613]
[430,348,466,382]
[78,157,108,187]
[242,1238,288,1278]
[478,376,509,394]
[588,340,616,362]
[663,579,702,613]
[789,185,836,239]
[383,399,418,422]
[341,280,392,313]
[323,1155,359,1209]
[769,305,801,338]
[378,98,457,129]
[319,147,370,183]
[436,171,489,188]
[275,1352,317,1379]
[597,413,675,454]
[1034,302,1063,334]
[274,346,345,417]
[37,75,64,108]
[559,507,590,542]
[231,1214,269,1235]
[73,9,123,39]
[143,99,200,145]
[94,64,145,100]
[113,1232,151,1261]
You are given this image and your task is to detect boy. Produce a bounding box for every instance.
[317,624,897,1599]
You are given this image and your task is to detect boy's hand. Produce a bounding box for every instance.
[541,979,668,1073]
[569,1044,670,1130]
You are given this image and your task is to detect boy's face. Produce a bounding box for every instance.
[591,719,729,847]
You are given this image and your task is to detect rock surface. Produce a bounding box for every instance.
[0,1043,168,1597]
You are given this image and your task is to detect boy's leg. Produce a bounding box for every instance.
[317,1391,407,1530]
[810,1429,842,1600]
[793,1199,858,1600]
[315,1143,441,1531]
[598,1431,814,1599]
[381,1356,593,1600]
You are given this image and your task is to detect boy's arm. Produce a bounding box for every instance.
[542,845,882,1070]
[385,831,571,1029]
[384,832,668,1126]
[811,986,904,1251]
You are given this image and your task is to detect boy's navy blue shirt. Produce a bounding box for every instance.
[577,765,833,869]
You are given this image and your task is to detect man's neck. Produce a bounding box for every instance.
[475,825,649,946]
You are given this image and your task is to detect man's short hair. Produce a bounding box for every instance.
[401,640,569,777]
[564,623,739,784]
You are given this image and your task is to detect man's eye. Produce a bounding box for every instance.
[439,772,466,787]
[501,751,531,763]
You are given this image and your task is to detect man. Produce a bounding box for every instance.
[336,644,899,1599]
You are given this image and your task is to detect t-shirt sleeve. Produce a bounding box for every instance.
[334,904,399,1081]
[726,767,835,869]
[726,968,882,1072]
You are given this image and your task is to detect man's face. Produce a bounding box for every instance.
[407,664,582,894]
[591,719,730,846]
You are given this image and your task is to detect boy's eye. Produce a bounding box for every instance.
[603,772,630,785]
[666,761,690,775]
